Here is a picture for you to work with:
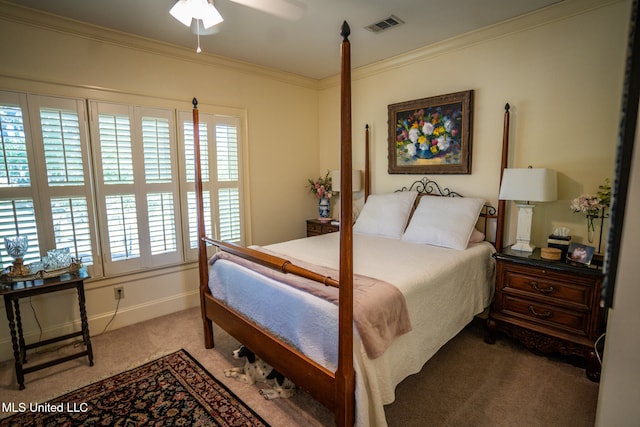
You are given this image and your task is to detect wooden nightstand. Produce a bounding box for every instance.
[306,219,339,237]
[485,246,605,381]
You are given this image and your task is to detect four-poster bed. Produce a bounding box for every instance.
[193,22,509,427]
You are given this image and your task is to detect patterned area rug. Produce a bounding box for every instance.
[0,349,270,426]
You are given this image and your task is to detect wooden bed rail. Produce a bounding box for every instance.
[203,237,339,288]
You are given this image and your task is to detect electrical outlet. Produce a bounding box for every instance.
[114,287,124,300]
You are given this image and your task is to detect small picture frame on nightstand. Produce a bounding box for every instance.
[567,242,595,266]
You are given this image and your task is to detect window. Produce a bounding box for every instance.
[1,92,99,274]
[0,90,244,278]
[91,102,181,275]
[178,111,244,261]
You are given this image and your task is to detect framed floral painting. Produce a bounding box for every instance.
[388,90,473,174]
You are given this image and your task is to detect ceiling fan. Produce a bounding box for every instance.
[170,0,306,28]
[226,0,306,20]
[170,0,305,52]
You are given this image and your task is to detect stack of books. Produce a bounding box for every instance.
[547,234,572,260]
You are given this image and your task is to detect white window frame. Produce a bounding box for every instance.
[1,89,246,279]
[177,110,245,262]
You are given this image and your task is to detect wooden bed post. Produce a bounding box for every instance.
[193,98,214,349]
[495,103,510,253]
[364,124,371,201]
[336,21,356,427]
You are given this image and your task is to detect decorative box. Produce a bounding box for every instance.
[547,234,572,260]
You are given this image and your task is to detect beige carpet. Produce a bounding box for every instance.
[0,307,598,426]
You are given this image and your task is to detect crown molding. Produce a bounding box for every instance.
[0,1,319,90]
[318,0,625,90]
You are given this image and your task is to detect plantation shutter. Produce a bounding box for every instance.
[177,111,244,262]
[0,94,39,268]
[1,92,99,273]
[215,124,241,242]
[91,102,181,275]
[35,100,97,270]
[142,116,177,256]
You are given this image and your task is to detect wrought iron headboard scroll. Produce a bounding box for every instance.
[398,177,463,198]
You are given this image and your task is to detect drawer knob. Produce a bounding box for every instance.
[528,305,553,319]
[529,281,555,294]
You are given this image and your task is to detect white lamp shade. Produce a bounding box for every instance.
[499,168,557,202]
[331,170,362,192]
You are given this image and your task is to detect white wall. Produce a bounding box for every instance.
[0,2,320,362]
[319,0,630,251]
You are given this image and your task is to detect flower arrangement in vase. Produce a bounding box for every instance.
[570,179,611,251]
[308,170,334,219]
[395,107,461,162]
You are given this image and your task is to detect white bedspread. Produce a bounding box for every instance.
[208,233,495,426]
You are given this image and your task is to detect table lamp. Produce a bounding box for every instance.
[331,169,362,193]
[331,170,363,221]
[499,167,557,252]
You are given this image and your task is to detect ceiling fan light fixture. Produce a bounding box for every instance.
[170,0,223,29]
[200,2,224,29]
[169,0,193,27]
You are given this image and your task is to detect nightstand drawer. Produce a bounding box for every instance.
[503,269,592,310]
[502,295,589,337]
[307,223,323,234]
[306,219,339,237]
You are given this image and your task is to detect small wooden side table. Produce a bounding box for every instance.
[306,219,339,237]
[1,269,94,390]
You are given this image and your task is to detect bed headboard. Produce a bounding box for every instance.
[397,176,498,247]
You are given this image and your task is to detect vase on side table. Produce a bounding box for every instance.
[318,197,330,219]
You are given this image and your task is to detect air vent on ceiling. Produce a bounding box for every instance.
[364,15,404,34]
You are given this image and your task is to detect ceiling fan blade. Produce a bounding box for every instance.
[228,0,306,20]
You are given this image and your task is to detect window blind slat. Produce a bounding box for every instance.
[147,192,177,254]
[218,188,241,243]
[0,199,41,267]
[98,114,134,184]
[51,197,93,264]
[143,117,173,184]
[183,122,209,183]
[216,124,239,182]
[41,108,85,186]
[187,190,212,248]
[105,194,140,260]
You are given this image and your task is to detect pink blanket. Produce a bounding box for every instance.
[209,250,412,359]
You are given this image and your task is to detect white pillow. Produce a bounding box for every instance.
[353,192,418,239]
[401,196,485,250]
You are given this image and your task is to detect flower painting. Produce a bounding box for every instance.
[388,90,473,174]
